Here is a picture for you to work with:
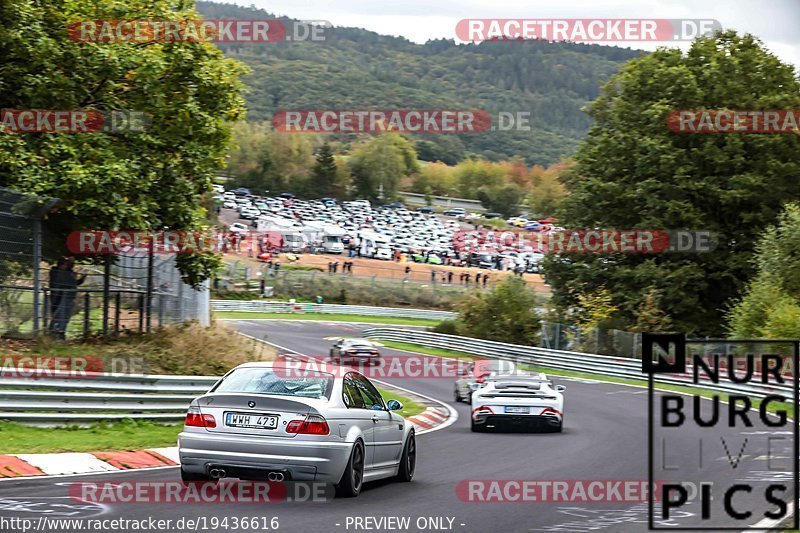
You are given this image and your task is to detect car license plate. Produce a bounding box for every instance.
[225,412,278,429]
[504,406,530,414]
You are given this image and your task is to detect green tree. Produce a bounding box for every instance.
[311,143,337,197]
[728,203,800,338]
[348,134,418,201]
[0,0,249,286]
[477,184,524,216]
[543,31,800,335]
[454,277,540,345]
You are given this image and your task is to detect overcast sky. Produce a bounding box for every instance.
[238,0,800,68]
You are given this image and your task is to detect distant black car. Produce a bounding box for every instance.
[383,202,404,209]
[417,206,434,213]
[233,187,250,197]
[278,192,296,199]
[443,208,466,216]
[483,212,503,219]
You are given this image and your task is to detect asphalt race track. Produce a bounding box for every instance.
[0,320,794,533]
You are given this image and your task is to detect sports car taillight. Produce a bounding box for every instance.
[540,408,562,417]
[286,414,330,435]
[185,406,216,428]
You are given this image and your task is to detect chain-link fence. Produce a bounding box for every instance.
[0,186,209,339]
[213,267,484,309]
[540,321,643,358]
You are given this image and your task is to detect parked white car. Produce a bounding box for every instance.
[470,372,565,433]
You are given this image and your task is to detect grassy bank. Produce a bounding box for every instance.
[215,311,442,327]
[0,321,277,376]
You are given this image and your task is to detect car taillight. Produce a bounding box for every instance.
[185,406,216,428]
[541,408,562,417]
[370,350,379,354]
[346,350,356,354]
[286,414,330,435]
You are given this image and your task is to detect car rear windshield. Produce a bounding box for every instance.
[213,367,334,400]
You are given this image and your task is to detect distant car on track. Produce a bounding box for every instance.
[453,359,516,403]
[470,372,565,433]
[178,362,416,497]
[330,338,382,365]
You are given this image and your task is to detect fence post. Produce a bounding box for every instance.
[145,246,154,332]
[43,290,49,331]
[32,217,42,335]
[138,293,145,333]
[83,292,90,339]
[102,256,111,337]
[114,292,121,335]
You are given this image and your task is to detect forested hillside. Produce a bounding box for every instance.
[196,1,643,165]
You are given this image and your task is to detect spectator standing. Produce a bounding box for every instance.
[483,274,489,287]
[48,257,86,339]
[475,272,482,286]
[464,272,471,285]
[447,271,454,285]
[404,265,411,282]
[431,269,437,284]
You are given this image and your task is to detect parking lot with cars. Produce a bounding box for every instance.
[215,188,551,273]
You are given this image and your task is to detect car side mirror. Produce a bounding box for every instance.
[386,399,403,411]
[555,385,566,392]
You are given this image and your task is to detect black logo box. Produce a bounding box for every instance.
[643,333,799,530]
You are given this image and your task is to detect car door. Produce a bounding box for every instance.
[355,375,405,469]
[342,373,375,467]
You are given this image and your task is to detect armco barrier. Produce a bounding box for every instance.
[211,300,455,320]
[0,372,218,426]
[362,328,796,401]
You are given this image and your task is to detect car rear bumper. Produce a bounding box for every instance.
[178,431,353,482]
[473,413,562,428]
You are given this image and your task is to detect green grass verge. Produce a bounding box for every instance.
[377,388,427,418]
[0,388,426,453]
[0,419,182,454]
[215,311,442,327]
[379,340,479,360]
[379,341,794,417]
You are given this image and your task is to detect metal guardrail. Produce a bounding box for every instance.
[0,372,218,425]
[211,300,456,320]
[362,328,796,401]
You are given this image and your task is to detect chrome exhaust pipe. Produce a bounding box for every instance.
[267,471,285,482]
[209,468,226,479]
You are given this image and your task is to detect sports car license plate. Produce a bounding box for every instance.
[504,406,530,414]
[225,412,278,429]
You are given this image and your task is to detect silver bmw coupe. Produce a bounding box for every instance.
[178,361,416,497]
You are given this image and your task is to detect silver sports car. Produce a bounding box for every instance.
[178,362,416,497]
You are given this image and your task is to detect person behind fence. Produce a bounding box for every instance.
[48,256,86,339]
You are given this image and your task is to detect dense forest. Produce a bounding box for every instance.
[196,1,643,165]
